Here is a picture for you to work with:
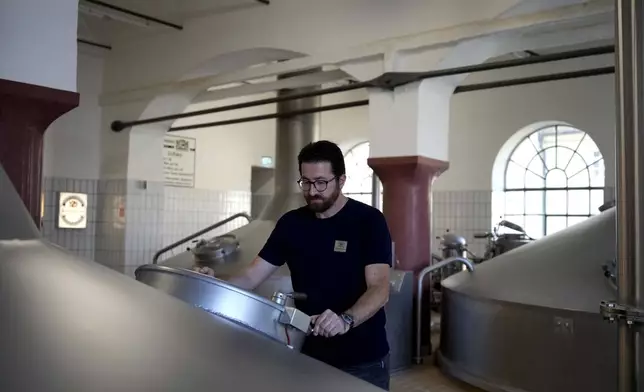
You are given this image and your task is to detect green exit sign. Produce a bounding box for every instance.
[261,156,273,167]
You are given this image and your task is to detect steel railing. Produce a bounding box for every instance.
[152,212,252,264]
[415,256,475,364]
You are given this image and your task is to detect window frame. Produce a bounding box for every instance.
[342,141,383,210]
[502,125,605,238]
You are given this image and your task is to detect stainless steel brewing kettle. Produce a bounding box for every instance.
[135,265,311,350]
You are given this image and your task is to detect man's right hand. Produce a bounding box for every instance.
[192,265,215,276]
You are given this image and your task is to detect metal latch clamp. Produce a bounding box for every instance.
[600,300,644,325]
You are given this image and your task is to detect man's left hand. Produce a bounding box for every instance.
[310,309,349,338]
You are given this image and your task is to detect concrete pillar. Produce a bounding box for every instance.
[367,79,453,274]
[0,0,79,226]
[366,76,456,359]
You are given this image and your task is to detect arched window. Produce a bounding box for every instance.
[502,124,605,238]
[343,141,384,209]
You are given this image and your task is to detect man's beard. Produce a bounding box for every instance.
[305,187,340,213]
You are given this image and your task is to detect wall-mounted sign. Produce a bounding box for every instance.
[163,135,196,188]
[113,195,126,230]
[58,192,88,229]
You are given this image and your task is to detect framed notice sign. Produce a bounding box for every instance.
[58,192,88,229]
[163,135,196,188]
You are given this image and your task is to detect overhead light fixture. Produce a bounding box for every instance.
[206,82,247,92]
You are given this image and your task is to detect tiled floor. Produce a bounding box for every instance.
[391,327,482,392]
[391,359,481,392]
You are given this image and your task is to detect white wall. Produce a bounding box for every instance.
[171,88,369,190]
[439,52,615,191]
[0,0,78,91]
[178,54,615,193]
[44,51,105,180]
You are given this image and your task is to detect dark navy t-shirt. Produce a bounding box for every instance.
[258,198,392,367]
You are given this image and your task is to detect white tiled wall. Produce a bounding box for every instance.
[40,177,252,275]
[432,190,492,257]
[40,177,614,275]
[161,187,251,261]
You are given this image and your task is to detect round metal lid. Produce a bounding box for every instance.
[135,264,283,310]
[442,233,467,247]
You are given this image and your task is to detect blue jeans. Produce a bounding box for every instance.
[338,354,390,391]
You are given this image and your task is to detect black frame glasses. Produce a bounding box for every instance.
[297,177,337,192]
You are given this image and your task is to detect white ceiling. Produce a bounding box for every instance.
[77,0,267,47]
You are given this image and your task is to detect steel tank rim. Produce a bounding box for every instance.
[440,283,612,316]
[135,264,285,311]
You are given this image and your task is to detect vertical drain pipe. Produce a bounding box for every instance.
[614,1,643,391]
[258,70,321,221]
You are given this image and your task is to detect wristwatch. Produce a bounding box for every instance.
[340,313,355,329]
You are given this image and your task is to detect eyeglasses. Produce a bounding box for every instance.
[297,177,337,192]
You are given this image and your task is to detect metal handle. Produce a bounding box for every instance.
[271,291,307,306]
[498,220,525,233]
[415,256,474,364]
[152,212,251,263]
[289,292,307,301]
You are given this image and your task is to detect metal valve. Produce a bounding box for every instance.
[600,300,644,327]
[271,291,307,306]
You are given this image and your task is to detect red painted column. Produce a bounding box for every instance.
[369,155,449,357]
[0,78,79,227]
[368,155,448,273]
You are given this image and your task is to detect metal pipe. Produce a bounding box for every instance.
[415,256,474,364]
[169,100,366,132]
[82,0,183,30]
[257,70,321,221]
[377,45,614,89]
[152,212,251,263]
[454,66,614,94]
[111,45,614,132]
[112,82,370,132]
[164,66,615,132]
[77,38,112,51]
[371,174,381,210]
[614,1,643,391]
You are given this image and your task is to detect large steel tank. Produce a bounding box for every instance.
[0,164,388,392]
[438,208,621,392]
[135,264,312,351]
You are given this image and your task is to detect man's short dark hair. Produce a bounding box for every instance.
[298,140,346,177]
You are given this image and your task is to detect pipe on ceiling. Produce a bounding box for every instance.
[453,66,614,93]
[77,38,112,50]
[169,100,367,132]
[167,65,614,132]
[111,45,615,132]
[82,0,183,30]
[258,70,320,221]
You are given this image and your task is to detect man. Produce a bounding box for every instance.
[195,140,392,390]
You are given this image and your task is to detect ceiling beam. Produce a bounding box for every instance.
[82,0,183,30]
[100,0,613,105]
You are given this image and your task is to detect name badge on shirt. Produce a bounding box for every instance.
[334,240,348,253]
